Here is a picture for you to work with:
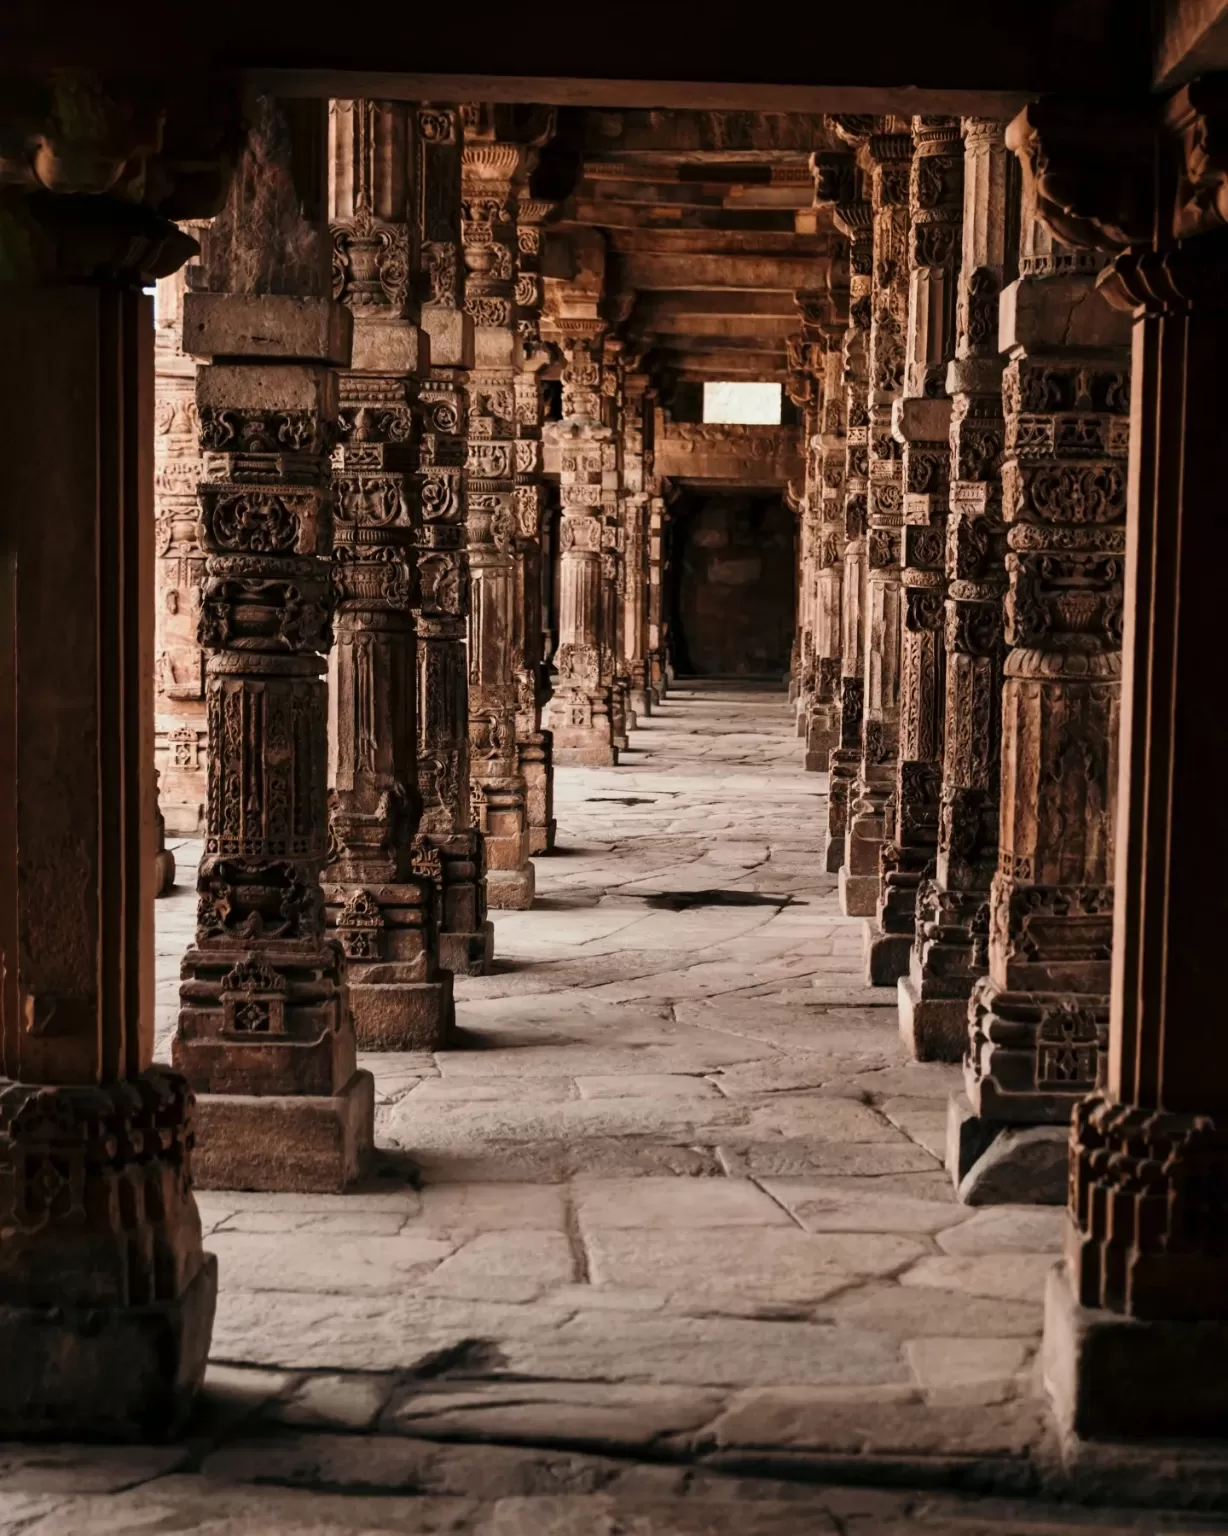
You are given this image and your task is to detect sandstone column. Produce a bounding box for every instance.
[799,285,850,773]
[174,97,374,1192]
[322,99,454,1050]
[815,155,872,874]
[1045,84,1228,1439]
[647,491,668,703]
[414,104,493,973]
[513,197,557,854]
[621,370,655,722]
[868,117,964,985]
[547,323,618,765]
[785,326,824,753]
[836,121,913,914]
[0,77,222,1435]
[461,107,535,909]
[949,115,1130,1205]
[900,118,1014,1060]
[602,337,631,752]
[154,265,208,840]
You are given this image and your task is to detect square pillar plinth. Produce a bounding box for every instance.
[191,1072,375,1193]
[0,1256,217,1442]
[1044,1262,1228,1441]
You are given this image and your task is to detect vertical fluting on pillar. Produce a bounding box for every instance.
[816,151,872,873]
[900,118,1015,1061]
[321,99,454,1050]
[512,198,557,855]
[868,117,965,986]
[0,99,218,1432]
[154,264,209,840]
[547,324,618,765]
[174,96,375,1193]
[414,104,492,974]
[950,120,1131,1203]
[834,120,913,916]
[461,105,535,910]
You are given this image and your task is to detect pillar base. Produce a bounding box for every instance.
[946,1093,1068,1205]
[350,974,454,1051]
[155,847,176,897]
[839,866,879,917]
[439,921,495,976]
[863,920,912,987]
[823,834,845,874]
[0,1254,218,1442]
[897,974,968,1062]
[1044,1262,1228,1440]
[486,864,535,910]
[528,818,557,855]
[192,1071,375,1193]
[629,688,652,718]
[555,742,619,767]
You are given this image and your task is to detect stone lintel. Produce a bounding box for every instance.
[183,293,354,365]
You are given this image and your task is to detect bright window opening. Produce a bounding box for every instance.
[702,381,782,425]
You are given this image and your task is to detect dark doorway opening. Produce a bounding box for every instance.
[666,491,795,678]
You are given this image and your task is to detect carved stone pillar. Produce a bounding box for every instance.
[819,171,872,874]
[0,80,227,1435]
[801,291,849,772]
[321,99,454,1050]
[154,265,208,838]
[415,104,492,974]
[647,492,668,702]
[950,119,1131,1204]
[461,107,534,909]
[174,97,374,1193]
[840,123,913,916]
[868,117,964,985]
[1042,83,1228,1441]
[601,338,630,752]
[547,325,618,765]
[513,198,556,855]
[621,371,654,722]
[900,118,1014,1060]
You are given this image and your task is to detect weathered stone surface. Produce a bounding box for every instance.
[762,1182,969,1234]
[573,1177,790,1230]
[900,1254,1059,1304]
[905,1337,1033,1405]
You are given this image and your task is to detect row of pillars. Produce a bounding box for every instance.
[0,88,672,1437]
[790,99,1228,1436]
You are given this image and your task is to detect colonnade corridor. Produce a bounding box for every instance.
[0,685,1167,1533]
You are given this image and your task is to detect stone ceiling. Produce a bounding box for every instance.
[544,110,842,392]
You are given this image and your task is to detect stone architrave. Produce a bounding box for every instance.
[949,115,1131,1204]
[414,103,493,974]
[461,105,535,910]
[513,197,557,855]
[154,264,209,838]
[547,323,618,765]
[818,166,872,874]
[837,120,914,915]
[0,75,228,1436]
[1040,83,1228,1440]
[321,98,455,1051]
[900,118,1014,1061]
[174,97,375,1193]
[868,117,964,985]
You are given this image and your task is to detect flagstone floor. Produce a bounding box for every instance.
[8,686,1224,1533]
